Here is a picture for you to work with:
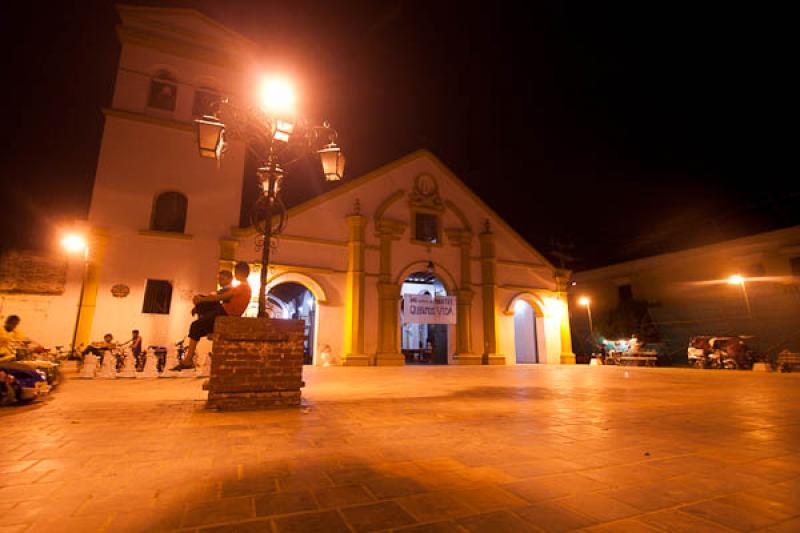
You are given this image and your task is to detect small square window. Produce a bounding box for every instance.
[618,284,633,302]
[148,80,177,111]
[415,213,439,244]
[142,279,173,314]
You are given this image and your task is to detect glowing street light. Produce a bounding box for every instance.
[727,274,752,319]
[61,234,88,255]
[258,77,296,115]
[194,75,345,317]
[62,232,90,355]
[578,296,594,342]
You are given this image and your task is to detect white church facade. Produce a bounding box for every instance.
[3,5,575,366]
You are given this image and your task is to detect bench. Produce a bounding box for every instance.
[777,351,800,373]
[618,355,657,367]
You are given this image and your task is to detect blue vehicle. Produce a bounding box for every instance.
[0,363,49,403]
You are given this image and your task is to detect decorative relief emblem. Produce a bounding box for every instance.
[409,173,444,211]
[111,284,130,298]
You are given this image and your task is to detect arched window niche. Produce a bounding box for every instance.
[148,69,178,111]
[150,191,188,233]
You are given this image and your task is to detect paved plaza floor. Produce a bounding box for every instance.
[2,365,799,532]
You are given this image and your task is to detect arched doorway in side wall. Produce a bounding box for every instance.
[514,299,540,364]
[244,281,316,365]
[400,271,449,364]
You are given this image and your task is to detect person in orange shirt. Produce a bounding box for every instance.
[173,261,251,370]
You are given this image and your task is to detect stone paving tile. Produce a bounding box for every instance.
[448,485,530,513]
[340,500,417,532]
[393,520,467,532]
[633,509,736,532]
[0,525,30,533]
[254,489,318,517]
[221,476,278,497]
[198,517,274,532]
[552,493,640,523]
[456,510,540,532]
[502,473,609,503]
[312,484,375,509]
[762,516,800,532]
[273,508,351,533]
[494,458,583,479]
[679,494,793,531]
[363,476,427,499]
[516,501,597,532]
[181,496,255,528]
[395,491,475,522]
[578,519,661,532]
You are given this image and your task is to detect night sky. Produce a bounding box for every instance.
[1,1,794,270]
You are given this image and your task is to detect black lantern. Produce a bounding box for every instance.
[196,116,225,159]
[318,142,346,181]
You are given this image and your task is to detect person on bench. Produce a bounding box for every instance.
[173,262,251,371]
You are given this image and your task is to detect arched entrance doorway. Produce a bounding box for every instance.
[400,270,449,364]
[513,299,540,364]
[244,280,316,365]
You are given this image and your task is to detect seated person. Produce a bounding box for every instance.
[126,329,144,371]
[628,334,640,355]
[174,262,251,370]
[82,333,116,364]
[0,315,43,363]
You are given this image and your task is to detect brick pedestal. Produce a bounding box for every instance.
[207,317,305,410]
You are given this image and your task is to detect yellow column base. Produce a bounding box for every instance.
[452,353,482,365]
[343,354,371,366]
[485,354,506,365]
[560,353,577,364]
[374,353,405,366]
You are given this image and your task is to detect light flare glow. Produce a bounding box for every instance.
[258,77,296,115]
[61,234,87,254]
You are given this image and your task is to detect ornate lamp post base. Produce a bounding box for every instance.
[206,317,305,410]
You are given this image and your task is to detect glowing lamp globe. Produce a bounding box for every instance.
[318,143,346,181]
[259,78,296,115]
[272,119,295,143]
[728,275,745,285]
[62,234,87,254]
[578,296,590,306]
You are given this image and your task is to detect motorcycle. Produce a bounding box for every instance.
[8,341,62,388]
[0,364,49,404]
[688,335,755,370]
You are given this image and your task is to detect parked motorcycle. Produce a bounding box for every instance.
[688,335,755,370]
[0,364,49,404]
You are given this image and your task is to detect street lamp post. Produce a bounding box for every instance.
[195,77,345,318]
[727,274,752,319]
[578,296,594,350]
[62,234,89,355]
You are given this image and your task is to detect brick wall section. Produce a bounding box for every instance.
[207,316,305,410]
[0,250,67,294]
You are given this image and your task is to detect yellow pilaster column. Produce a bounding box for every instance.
[374,219,406,366]
[343,215,369,366]
[556,269,576,364]
[447,229,481,364]
[74,228,110,348]
[479,224,504,364]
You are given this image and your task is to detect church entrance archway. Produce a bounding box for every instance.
[400,270,449,364]
[245,281,316,365]
[513,299,540,364]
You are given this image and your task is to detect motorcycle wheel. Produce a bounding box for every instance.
[723,360,738,370]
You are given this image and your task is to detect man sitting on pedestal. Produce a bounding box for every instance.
[173,262,251,371]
